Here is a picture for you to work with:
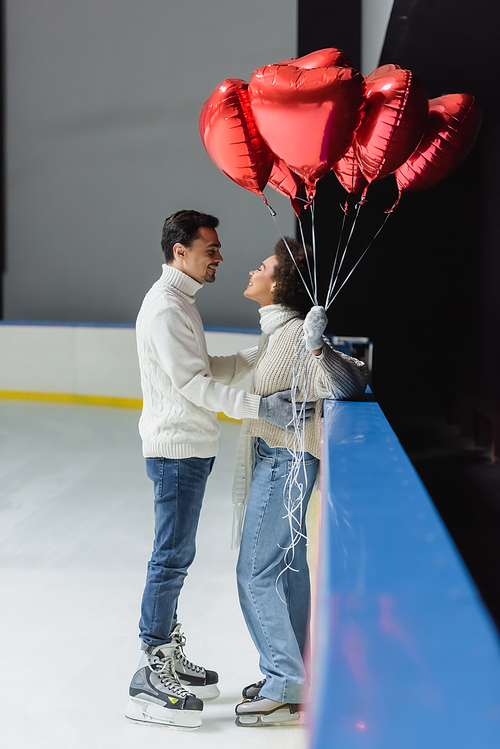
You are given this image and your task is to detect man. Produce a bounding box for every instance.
[126,210,311,729]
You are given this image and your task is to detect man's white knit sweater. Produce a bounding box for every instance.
[136,264,261,459]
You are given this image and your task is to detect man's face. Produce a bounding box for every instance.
[175,226,223,284]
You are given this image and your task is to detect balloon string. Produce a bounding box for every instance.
[325,202,362,309]
[270,213,316,307]
[263,195,277,217]
[310,202,319,305]
[324,204,349,310]
[326,211,392,310]
[274,341,310,603]
[298,216,315,295]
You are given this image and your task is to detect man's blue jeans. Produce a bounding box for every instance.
[139,455,215,647]
[237,438,319,704]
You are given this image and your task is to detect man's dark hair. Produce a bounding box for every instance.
[161,209,219,263]
[272,236,314,317]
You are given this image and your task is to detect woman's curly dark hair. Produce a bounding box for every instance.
[272,236,314,317]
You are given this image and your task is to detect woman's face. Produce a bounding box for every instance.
[244,255,278,307]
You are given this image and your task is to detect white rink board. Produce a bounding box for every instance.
[0,324,260,399]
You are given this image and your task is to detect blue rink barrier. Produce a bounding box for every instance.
[310,397,500,749]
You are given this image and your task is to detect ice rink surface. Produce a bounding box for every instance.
[0,401,307,749]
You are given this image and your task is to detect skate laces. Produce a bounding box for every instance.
[171,625,203,674]
[146,651,191,697]
[171,625,187,649]
[174,645,203,673]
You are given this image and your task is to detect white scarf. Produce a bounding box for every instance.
[231,305,300,549]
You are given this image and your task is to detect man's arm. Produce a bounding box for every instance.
[209,346,258,385]
[150,311,313,427]
[150,309,260,420]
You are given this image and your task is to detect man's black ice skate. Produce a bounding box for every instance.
[235,695,304,727]
[125,643,203,729]
[171,622,220,700]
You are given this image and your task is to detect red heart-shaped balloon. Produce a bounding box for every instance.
[199,78,274,195]
[333,144,368,194]
[249,64,365,197]
[267,157,306,216]
[277,49,366,197]
[354,64,429,184]
[274,47,357,208]
[395,94,481,193]
[277,47,353,70]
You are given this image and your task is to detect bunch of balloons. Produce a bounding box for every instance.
[199,47,481,215]
[199,48,481,308]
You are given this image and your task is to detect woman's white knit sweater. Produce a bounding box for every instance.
[231,305,368,546]
[247,312,368,459]
[136,264,261,459]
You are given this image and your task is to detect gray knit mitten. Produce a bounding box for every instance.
[258,389,315,430]
[303,306,328,351]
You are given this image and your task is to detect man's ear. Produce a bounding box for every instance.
[173,243,186,260]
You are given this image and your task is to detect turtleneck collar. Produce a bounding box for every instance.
[258,304,300,335]
[161,264,204,298]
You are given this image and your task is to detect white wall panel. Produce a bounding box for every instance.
[0,326,77,393]
[0,324,259,399]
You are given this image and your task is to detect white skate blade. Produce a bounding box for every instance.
[180,681,220,700]
[235,707,304,728]
[125,698,201,729]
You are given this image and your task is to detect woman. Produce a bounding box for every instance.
[233,236,368,727]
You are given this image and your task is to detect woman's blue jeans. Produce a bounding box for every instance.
[139,456,215,647]
[237,438,319,704]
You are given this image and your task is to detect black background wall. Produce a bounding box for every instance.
[298,0,499,407]
[298,0,500,628]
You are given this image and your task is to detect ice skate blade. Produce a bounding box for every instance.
[125,698,201,729]
[181,681,220,700]
[235,709,304,728]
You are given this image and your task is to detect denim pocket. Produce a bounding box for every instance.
[287,455,317,471]
[146,457,167,499]
[256,438,318,467]
[298,452,318,466]
[255,439,276,463]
